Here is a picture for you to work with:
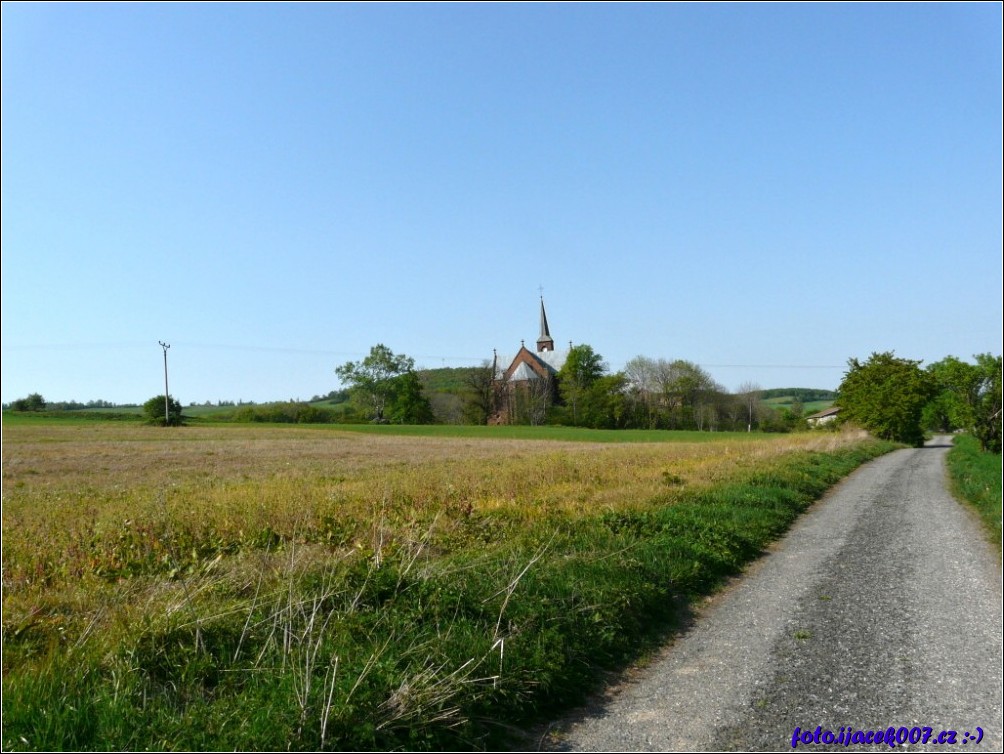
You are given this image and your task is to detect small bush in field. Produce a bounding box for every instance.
[142,394,184,426]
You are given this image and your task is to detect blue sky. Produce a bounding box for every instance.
[2,3,1001,405]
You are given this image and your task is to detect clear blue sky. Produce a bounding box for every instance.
[2,3,1001,404]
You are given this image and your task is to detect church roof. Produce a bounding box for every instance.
[496,346,568,381]
[509,361,542,381]
[533,349,567,373]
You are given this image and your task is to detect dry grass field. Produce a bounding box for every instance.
[4,423,867,595]
[2,420,892,750]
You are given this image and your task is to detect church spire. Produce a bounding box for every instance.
[536,297,554,353]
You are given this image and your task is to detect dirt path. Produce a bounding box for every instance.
[544,436,1002,752]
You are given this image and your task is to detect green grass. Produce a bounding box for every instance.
[309,423,762,443]
[1,410,143,424]
[762,397,834,415]
[946,434,1002,553]
[1,411,770,442]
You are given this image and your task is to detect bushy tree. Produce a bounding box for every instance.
[837,352,934,446]
[579,373,630,429]
[971,353,1002,454]
[10,393,46,411]
[922,354,1001,453]
[385,371,434,424]
[924,356,981,432]
[336,344,432,423]
[558,344,607,425]
[143,394,184,426]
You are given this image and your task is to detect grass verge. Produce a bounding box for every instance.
[946,434,1002,554]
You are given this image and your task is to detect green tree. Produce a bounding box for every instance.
[971,353,1002,454]
[580,373,630,429]
[923,354,1001,453]
[837,352,934,446]
[336,345,431,423]
[11,393,46,411]
[924,356,981,432]
[558,344,606,425]
[143,394,184,426]
[385,370,434,424]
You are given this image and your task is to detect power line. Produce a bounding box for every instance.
[697,364,844,369]
[0,341,846,371]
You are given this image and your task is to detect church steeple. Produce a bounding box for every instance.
[536,297,555,353]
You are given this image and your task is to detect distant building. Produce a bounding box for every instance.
[806,406,841,427]
[490,298,569,424]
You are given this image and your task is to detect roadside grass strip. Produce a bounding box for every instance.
[946,434,1002,553]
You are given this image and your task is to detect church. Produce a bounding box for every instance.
[490,299,570,424]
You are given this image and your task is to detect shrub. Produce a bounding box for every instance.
[142,395,184,426]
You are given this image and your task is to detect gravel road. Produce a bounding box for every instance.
[544,436,1002,752]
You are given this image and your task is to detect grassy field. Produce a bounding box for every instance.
[762,396,833,415]
[2,421,895,750]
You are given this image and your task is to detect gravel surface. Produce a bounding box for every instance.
[544,437,1002,752]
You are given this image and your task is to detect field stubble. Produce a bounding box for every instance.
[2,422,889,750]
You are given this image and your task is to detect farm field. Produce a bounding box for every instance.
[2,421,895,751]
[762,396,834,415]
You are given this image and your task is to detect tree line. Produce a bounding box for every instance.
[3,395,128,412]
[336,344,1001,452]
[9,346,998,452]
[335,344,805,432]
[838,351,1001,453]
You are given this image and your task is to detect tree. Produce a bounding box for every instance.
[622,356,725,430]
[385,370,434,424]
[661,360,717,430]
[971,353,1002,454]
[837,352,935,446]
[923,356,975,432]
[335,345,431,423]
[583,373,630,428]
[558,344,607,425]
[516,372,554,426]
[736,381,763,432]
[462,360,506,425]
[143,394,184,426]
[924,354,1001,453]
[11,393,46,411]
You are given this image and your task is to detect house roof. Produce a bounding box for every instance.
[807,406,841,419]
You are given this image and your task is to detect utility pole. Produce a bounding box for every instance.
[159,341,171,425]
